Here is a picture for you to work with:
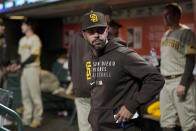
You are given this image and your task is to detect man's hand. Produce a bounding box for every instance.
[114,105,132,123]
[8,64,21,72]
[176,85,186,96]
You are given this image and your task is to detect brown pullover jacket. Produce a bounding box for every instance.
[84,38,164,131]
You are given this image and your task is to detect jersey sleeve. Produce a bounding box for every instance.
[184,30,196,55]
[31,36,41,55]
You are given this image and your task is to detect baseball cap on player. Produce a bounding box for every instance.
[82,11,107,31]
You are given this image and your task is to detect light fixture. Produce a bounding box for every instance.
[9,16,25,20]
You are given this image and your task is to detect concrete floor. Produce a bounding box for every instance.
[3,110,183,131]
[4,114,183,131]
[5,111,79,131]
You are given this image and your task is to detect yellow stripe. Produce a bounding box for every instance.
[32,48,40,55]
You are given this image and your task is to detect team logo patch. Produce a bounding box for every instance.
[32,48,40,55]
[90,14,98,23]
[187,44,196,51]
[97,80,103,86]
[86,61,92,80]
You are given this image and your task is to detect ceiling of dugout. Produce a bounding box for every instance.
[0,0,192,18]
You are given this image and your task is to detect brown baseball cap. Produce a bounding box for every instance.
[82,11,107,31]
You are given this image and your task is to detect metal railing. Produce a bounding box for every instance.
[0,103,23,131]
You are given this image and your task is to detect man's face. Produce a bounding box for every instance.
[163,8,180,27]
[21,23,30,34]
[0,25,5,36]
[83,27,108,51]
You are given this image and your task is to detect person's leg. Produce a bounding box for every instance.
[160,79,178,130]
[75,97,92,131]
[21,68,33,124]
[175,81,196,131]
[27,67,43,126]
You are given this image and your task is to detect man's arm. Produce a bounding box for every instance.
[20,55,37,68]
[0,41,10,67]
[123,51,165,114]
[177,54,195,96]
[115,51,164,123]
[1,52,10,67]
[11,55,37,72]
[177,29,196,96]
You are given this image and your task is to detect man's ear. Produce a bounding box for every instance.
[82,31,87,39]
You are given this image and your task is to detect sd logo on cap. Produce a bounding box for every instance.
[90,13,98,23]
[82,10,107,30]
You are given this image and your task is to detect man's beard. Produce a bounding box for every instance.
[91,38,106,53]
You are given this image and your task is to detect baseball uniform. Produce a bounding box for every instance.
[160,24,196,131]
[18,34,43,124]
